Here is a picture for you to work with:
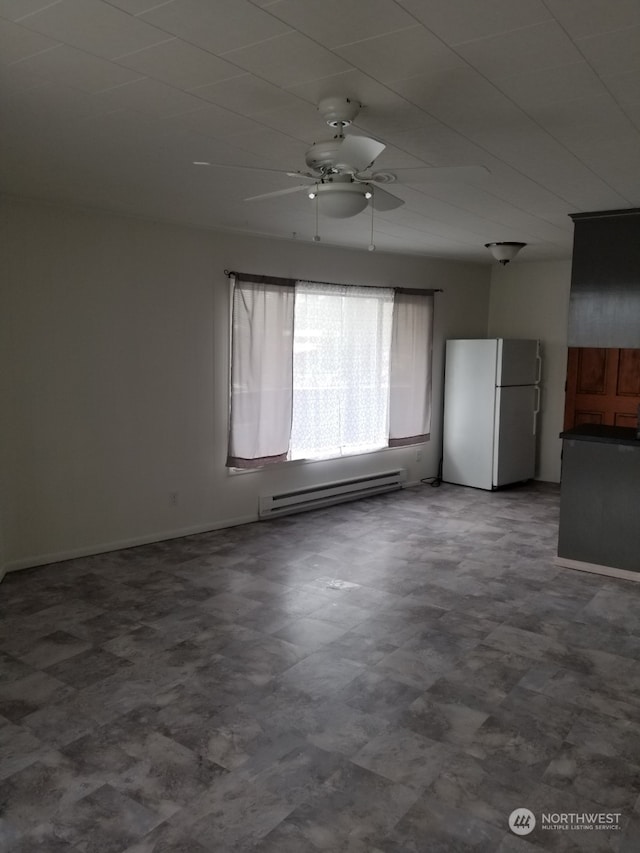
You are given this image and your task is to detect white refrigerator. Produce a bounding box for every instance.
[442,339,541,490]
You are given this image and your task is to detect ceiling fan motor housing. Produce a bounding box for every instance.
[305,140,342,172]
[305,137,379,174]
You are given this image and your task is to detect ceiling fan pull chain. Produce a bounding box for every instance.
[314,190,321,242]
[369,189,376,252]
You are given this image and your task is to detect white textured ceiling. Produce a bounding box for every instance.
[1,0,639,261]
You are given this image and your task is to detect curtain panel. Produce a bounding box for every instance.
[226,277,295,468]
[388,290,434,446]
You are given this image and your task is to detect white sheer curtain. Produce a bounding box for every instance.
[290,282,394,460]
[388,290,434,446]
[226,277,295,468]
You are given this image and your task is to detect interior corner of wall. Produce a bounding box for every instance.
[0,516,6,585]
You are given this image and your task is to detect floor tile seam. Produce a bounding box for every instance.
[539,764,640,813]
[542,661,640,702]
[528,675,640,721]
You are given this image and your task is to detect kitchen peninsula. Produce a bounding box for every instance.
[557,424,640,580]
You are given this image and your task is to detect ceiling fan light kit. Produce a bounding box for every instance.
[312,182,371,218]
[485,242,527,265]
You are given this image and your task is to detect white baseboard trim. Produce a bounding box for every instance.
[4,483,423,577]
[4,514,259,574]
[554,555,640,584]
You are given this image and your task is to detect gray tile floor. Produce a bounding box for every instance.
[1,481,640,852]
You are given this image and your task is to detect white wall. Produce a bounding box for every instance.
[2,195,491,571]
[488,260,572,483]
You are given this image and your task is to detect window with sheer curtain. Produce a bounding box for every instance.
[226,274,433,469]
[291,282,394,460]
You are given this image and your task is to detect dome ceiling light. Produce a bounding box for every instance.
[309,181,372,218]
[485,242,527,265]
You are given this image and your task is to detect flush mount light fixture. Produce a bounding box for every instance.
[484,241,527,265]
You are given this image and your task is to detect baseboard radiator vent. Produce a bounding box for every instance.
[259,469,407,519]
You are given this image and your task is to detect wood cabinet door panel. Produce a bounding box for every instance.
[618,349,640,396]
[565,347,640,429]
[574,411,603,425]
[576,348,608,394]
[615,412,638,427]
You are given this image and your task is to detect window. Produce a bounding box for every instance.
[226,275,433,469]
[291,282,393,460]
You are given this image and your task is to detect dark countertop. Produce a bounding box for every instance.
[560,424,640,447]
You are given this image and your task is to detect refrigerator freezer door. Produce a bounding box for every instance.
[493,385,537,486]
[442,339,498,490]
[496,339,539,386]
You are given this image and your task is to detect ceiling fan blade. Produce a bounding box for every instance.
[286,170,317,179]
[338,135,386,172]
[194,162,315,180]
[245,184,311,202]
[371,186,405,212]
[389,165,491,184]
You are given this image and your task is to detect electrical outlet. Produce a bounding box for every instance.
[169,491,179,506]
[416,450,422,462]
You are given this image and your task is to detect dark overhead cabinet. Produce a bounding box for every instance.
[568,209,640,348]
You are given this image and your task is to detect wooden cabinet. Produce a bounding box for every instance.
[564,347,640,430]
[568,210,640,348]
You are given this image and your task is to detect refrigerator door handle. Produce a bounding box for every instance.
[535,352,542,384]
[533,385,541,434]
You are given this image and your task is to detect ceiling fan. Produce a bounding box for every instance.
[196,96,489,219]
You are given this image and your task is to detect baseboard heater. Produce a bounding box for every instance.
[259,469,407,519]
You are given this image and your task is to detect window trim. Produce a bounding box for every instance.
[226,439,428,476]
